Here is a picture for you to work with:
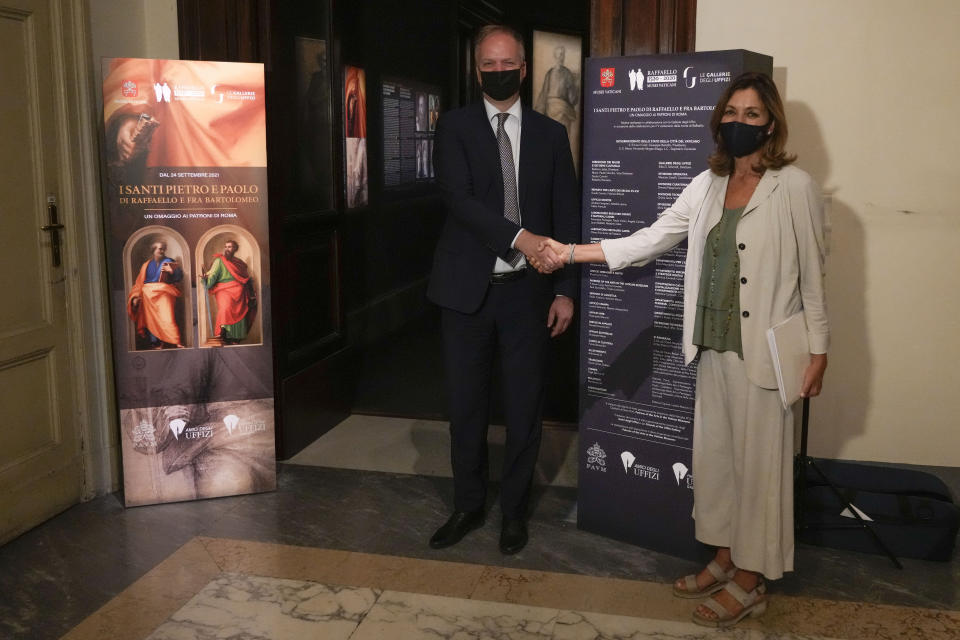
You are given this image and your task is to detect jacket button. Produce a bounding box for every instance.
[742,311,750,318]
[740,277,747,284]
[738,243,746,250]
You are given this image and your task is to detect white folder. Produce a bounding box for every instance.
[766,312,810,409]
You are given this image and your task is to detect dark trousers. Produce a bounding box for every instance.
[440,272,550,520]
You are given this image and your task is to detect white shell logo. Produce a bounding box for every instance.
[168,419,186,439]
[672,462,689,485]
[621,451,636,474]
[223,414,240,435]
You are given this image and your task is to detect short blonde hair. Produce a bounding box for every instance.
[474,25,525,65]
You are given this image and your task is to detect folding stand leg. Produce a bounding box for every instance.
[796,398,903,570]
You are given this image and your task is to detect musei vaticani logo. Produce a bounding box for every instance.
[132,421,157,451]
[600,67,615,87]
[585,443,607,472]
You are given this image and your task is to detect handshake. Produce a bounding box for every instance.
[516,231,570,274]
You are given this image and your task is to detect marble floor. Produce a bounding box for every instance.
[0,415,958,639]
[288,414,580,487]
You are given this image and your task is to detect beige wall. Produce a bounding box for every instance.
[88,0,178,75]
[697,1,960,466]
[83,0,179,492]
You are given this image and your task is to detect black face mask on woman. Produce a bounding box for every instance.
[479,69,522,101]
[719,121,769,157]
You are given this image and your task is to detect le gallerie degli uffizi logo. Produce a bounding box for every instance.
[131,413,266,451]
[167,418,212,440]
[162,414,266,441]
[620,451,660,480]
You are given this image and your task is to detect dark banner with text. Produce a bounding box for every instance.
[101,58,275,506]
[578,51,772,558]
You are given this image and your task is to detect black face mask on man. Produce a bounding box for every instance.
[479,69,522,101]
[719,121,770,157]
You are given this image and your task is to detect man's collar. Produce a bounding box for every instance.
[483,96,522,124]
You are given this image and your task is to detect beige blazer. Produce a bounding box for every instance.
[600,165,829,389]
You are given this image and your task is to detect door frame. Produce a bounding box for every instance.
[56,0,116,499]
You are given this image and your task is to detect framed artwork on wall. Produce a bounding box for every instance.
[344,65,369,208]
[532,29,583,175]
[295,37,335,209]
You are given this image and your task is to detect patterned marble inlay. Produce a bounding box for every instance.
[146,574,379,640]
[350,590,560,639]
[552,609,833,640]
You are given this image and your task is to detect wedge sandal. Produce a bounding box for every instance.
[692,578,767,627]
[672,559,737,599]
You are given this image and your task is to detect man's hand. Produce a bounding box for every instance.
[540,238,568,262]
[131,296,140,310]
[800,353,828,398]
[515,230,563,274]
[529,238,569,272]
[547,295,574,338]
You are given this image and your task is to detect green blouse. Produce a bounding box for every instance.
[693,206,744,357]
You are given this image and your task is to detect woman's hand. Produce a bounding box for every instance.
[800,353,828,398]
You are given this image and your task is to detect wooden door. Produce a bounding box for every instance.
[0,0,83,544]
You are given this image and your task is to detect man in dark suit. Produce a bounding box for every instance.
[427,24,579,554]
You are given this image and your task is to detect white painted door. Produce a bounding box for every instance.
[0,0,84,544]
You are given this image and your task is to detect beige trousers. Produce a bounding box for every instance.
[693,349,795,579]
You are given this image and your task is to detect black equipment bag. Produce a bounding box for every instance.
[803,459,953,502]
[798,485,959,561]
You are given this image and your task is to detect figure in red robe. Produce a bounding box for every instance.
[203,240,256,345]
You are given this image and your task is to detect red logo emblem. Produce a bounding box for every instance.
[600,68,615,87]
[121,80,137,97]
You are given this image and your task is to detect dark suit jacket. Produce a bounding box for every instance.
[427,101,580,314]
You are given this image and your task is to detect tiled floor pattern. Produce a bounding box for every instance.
[62,538,960,640]
[2,413,955,639]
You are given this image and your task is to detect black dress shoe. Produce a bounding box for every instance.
[499,518,528,555]
[429,509,485,549]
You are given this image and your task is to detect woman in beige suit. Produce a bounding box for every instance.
[541,72,828,627]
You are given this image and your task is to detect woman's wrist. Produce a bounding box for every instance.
[570,243,606,264]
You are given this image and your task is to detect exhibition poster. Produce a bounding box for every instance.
[344,65,369,207]
[578,51,771,557]
[382,77,439,187]
[101,58,276,506]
